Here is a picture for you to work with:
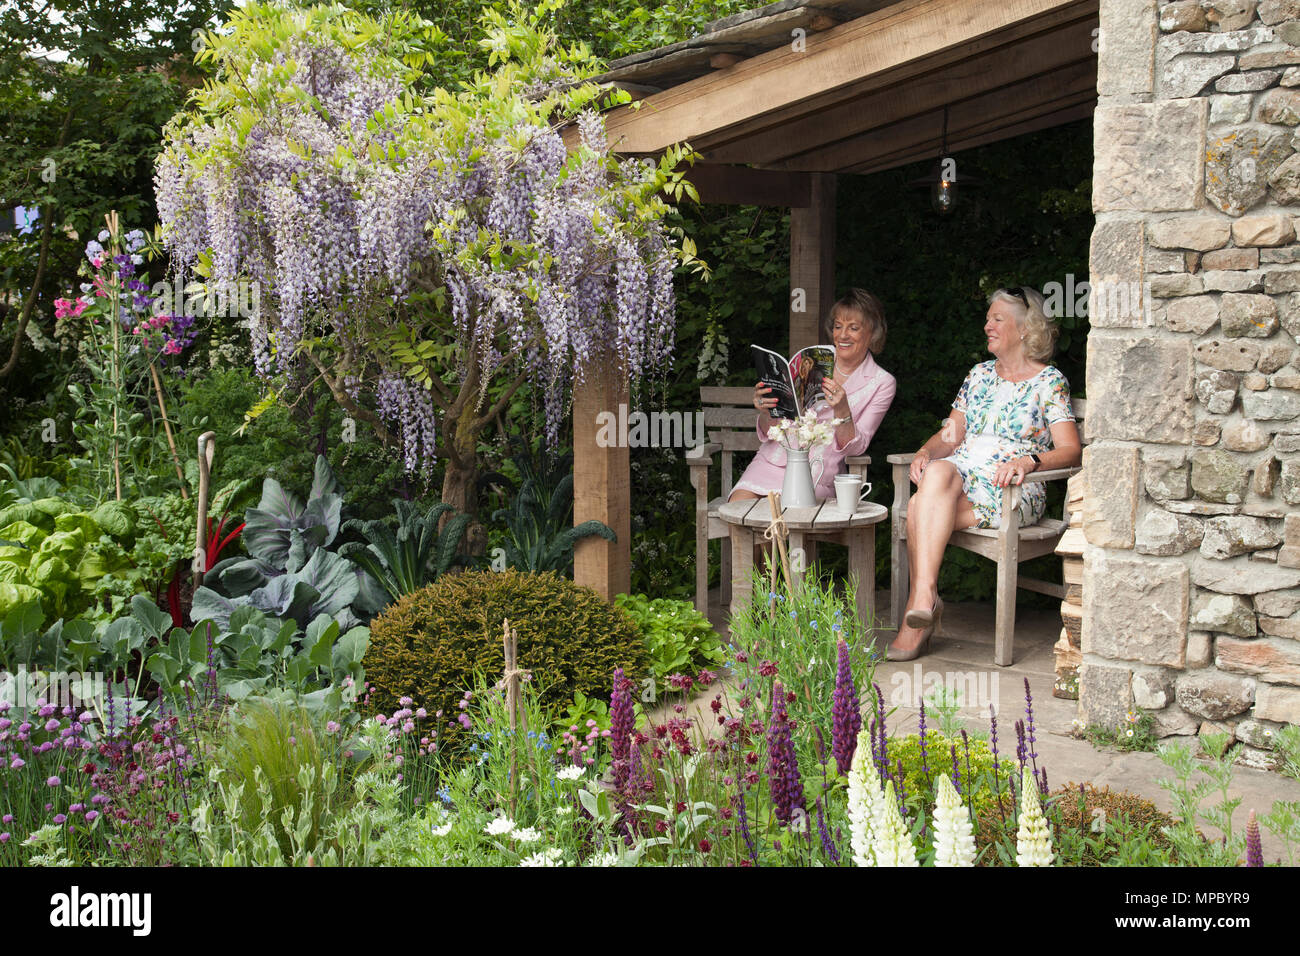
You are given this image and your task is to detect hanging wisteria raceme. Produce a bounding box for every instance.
[155,4,683,475]
[375,373,439,475]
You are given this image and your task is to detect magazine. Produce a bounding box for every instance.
[751,344,837,420]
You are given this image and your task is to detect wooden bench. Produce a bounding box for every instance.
[887,397,1085,666]
[686,386,870,617]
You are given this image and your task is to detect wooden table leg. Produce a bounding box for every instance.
[729,524,755,621]
[849,524,876,629]
[789,531,806,594]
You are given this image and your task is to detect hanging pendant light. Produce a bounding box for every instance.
[910,106,979,215]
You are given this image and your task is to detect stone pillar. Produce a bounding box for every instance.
[1085,0,1300,766]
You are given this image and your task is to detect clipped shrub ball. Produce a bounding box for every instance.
[364,569,648,730]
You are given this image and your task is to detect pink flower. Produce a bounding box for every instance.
[9,758,25,770]
[46,775,60,787]
[0,833,9,844]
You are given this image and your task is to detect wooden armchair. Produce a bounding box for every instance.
[887,398,1086,666]
[687,386,870,617]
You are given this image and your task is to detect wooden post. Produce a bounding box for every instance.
[573,363,631,600]
[788,172,836,352]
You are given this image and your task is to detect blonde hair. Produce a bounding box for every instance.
[989,286,1057,363]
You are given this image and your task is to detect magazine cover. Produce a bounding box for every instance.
[751,344,836,419]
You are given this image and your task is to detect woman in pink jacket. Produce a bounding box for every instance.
[730,289,897,502]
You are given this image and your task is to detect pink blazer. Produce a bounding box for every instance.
[745,352,897,499]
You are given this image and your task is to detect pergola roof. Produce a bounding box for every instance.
[571,0,1100,602]
[594,0,1099,177]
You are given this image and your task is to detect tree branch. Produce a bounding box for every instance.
[1,103,73,379]
[305,351,396,447]
[474,365,533,431]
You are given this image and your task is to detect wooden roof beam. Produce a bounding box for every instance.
[600,0,1096,155]
[680,164,813,206]
[700,14,1098,166]
[770,55,1097,171]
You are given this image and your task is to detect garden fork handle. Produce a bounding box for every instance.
[194,431,216,587]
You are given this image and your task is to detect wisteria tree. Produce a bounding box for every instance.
[154,0,697,529]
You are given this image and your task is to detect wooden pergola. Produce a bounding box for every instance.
[571,0,1099,599]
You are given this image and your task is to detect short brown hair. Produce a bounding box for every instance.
[823,289,887,354]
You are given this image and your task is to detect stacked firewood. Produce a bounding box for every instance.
[1053,473,1085,700]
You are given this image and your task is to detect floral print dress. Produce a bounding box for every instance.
[940,361,1074,529]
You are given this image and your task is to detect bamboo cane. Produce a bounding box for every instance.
[150,360,189,499]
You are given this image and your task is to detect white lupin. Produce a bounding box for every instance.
[846,729,879,866]
[932,774,976,867]
[1015,768,1054,867]
[872,781,918,866]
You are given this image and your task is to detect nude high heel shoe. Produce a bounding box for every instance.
[889,598,943,662]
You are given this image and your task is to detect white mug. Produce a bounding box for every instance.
[834,474,872,513]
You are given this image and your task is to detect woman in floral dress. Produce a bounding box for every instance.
[887,287,1081,662]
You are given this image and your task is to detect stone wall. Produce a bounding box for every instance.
[1085,0,1300,767]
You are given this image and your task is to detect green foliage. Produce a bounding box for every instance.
[193,455,383,631]
[175,366,420,519]
[1261,800,1300,866]
[364,569,648,736]
[1082,708,1159,753]
[1045,784,1178,866]
[614,592,725,694]
[147,605,369,706]
[553,688,610,735]
[1274,725,1300,781]
[0,0,231,412]
[204,699,340,860]
[0,489,151,623]
[729,565,879,762]
[890,731,999,820]
[1156,736,1247,866]
[341,499,471,604]
[486,445,615,574]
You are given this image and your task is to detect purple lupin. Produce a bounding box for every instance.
[831,639,861,775]
[766,684,804,825]
[1246,811,1263,867]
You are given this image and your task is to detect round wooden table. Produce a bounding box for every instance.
[717,497,889,627]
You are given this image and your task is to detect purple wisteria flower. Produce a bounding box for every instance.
[831,639,861,775]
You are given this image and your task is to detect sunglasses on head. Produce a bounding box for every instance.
[1001,287,1028,307]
